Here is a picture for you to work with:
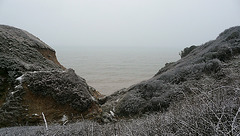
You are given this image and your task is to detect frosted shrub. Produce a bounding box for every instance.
[1,84,239,136]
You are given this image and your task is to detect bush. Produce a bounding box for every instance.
[180,45,197,58]
[1,83,239,136]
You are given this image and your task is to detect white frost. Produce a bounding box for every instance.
[11,90,19,95]
[15,85,23,89]
[110,111,115,117]
[32,113,39,116]
[91,96,96,101]
[61,115,68,122]
[14,74,25,91]
[16,75,24,83]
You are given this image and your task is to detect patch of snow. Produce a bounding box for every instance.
[15,85,23,89]
[61,115,68,122]
[28,71,41,74]
[11,90,19,95]
[91,96,96,101]
[116,99,120,102]
[110,111,115,117]
[15,74,25,91]
[16,75,24,83]
[28,70,60,74]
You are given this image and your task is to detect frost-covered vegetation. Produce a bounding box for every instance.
[179,45,197,58]
[1,84,239,136]
[1,24,240,135]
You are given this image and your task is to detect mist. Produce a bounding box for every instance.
[0,0,239,51]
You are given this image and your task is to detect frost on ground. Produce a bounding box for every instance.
[0,25,100,128]
[113,26,240,117]
[16,75,24,83]
[0,83,239,136]
[1,24,240,135]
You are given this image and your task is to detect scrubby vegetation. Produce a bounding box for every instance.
[1,83,239,136]
[1,25,240,135]
[113,26,240,117]
[179,45,197,58]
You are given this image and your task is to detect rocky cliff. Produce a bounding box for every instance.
[0,25,101,127]
[101,26,240,117]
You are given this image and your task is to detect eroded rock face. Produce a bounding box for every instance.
[0,25,98,127]
[114,26,240,116]
[23,69,93,112]
[0,25,64,79]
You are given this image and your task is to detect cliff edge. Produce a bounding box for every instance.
[101,26,240,117]
[0,25,101,127]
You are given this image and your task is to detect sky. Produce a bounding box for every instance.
[0,0,239,50]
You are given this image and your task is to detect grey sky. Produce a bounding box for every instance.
[0,0,239,50]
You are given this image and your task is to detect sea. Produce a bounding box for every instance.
[55,46,180,95]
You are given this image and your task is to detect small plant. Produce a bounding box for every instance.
[179,45,197,58]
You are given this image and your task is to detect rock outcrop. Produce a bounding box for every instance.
[0,25,100,127]
[102,26,240,116]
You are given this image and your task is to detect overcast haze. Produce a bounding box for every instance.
[0,0,240,50]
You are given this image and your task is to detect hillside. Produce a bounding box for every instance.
[102,26,240,117]
[0,25,240,135]
[0,25,102,127]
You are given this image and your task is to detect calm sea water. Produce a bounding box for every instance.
[55,46,180,95]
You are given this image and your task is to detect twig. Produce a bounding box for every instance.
[216,106,225,133]
[81,114,84,121]
[231,106,240,135]
[42,112,48,131]
[124,123,134,136]
[63,120,68,125]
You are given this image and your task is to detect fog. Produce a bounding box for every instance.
[0,0,239,50]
